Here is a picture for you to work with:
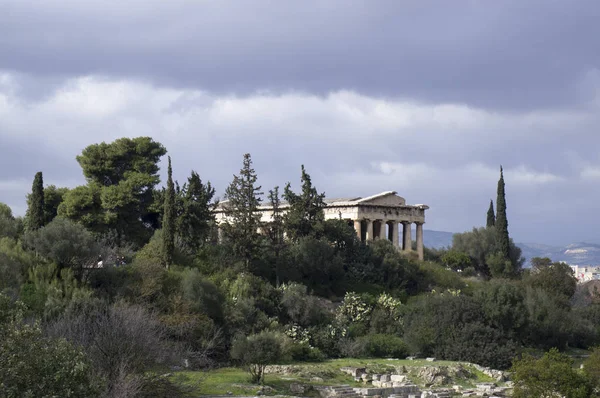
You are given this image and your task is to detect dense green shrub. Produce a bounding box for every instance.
[359,334,409,358]
[0,294,100,397]
[280,283,330,327]
[284,340,326,362]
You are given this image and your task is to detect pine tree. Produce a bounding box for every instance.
[486,199,496,228]
[496,166,510,259]
[162,156,175,268]
[223,153,263,269]
[26,172,45,231]
[177,171,216,254]
[283,165,326,241]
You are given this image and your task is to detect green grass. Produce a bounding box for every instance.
[175,358,494,396]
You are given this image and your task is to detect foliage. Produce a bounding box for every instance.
[176,170,216,254]
[43,184,69,224]
[530,256,552,269]
[24,217,100,275]
[583,346,600,386]
[222,153,263,269]
[57,183,104,231]
[21,263,94,319]
[336,292,372,326]
[230,330,284,384]
[279,283,329,327]
[163,156,176,267]
[357,334,409,358]
[0,207,22,240]
[440,250,473,271]
[179,268,224,322]
[475,279,527,338]
[282,236,344,295]
[452,226,523,277]
[511,348,593,398]
[48,300,177,396]
[266,186,285,286]
[25,171,45,231]
[486,199,495,227]
[0,294,99,398]
[522,287,576,350]
[525,261,577,300]
[370,298,404,335]
[136,228,191,268]
[283,165,326,241]
[0,237,38,296]
[0,202,12,219]
[61,136,167,246]
[495,166,511,260]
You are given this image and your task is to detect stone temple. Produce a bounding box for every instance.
[215,191,429,260]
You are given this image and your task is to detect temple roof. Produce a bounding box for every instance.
[217,191,428,210]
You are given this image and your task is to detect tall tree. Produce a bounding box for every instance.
[177,171,216,254]
[266,186,285,286]
[162,157,175,268]
[223,153,263,269]
[283,165,326,241]
[59,137,166,246]
[496,166,510,259]
[486,199,495,228]
[26,172,45,231]
[43,185,69,224]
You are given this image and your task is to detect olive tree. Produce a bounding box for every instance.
[230,331,283,384]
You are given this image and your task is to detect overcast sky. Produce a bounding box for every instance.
[1,0,600,246]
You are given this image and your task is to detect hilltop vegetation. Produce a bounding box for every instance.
[1,137,600,397]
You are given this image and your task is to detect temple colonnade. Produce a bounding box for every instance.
[352,219,424,260]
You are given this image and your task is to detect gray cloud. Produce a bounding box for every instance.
[1,0,599,110]
[1,74,600,245]
[1,1,600,246]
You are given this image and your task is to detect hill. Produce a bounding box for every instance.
[424,230,600,267]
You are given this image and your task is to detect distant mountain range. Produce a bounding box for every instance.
[423,230,600,267]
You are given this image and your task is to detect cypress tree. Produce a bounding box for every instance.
[27,171,45,231]
[486,199,495,228]
[267,186,285,287]
[162,156,175,268]
[496,166,510,259]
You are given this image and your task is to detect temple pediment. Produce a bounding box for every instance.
[355,191,406,207]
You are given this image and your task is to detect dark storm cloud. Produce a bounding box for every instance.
[2,1,600,246]
[1,0,599,110]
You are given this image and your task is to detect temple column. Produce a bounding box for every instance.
[391,220,399,248]
[353,220,362,241]
[402,222,412,252]
[379,220,386,240]
[416,222,424,260]
[366,220,374,242]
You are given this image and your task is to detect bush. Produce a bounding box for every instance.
[359,334,409,358]
[179,268,224,322]
[47,300,179,395]
[0,294,100,397]
[23,218,100,277]
[230,331,284,384]
[0,237,38,296]
[284,340,326,362]
[511,348,593,398]
[280,283,330,327]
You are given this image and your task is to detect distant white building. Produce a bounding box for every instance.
[570,265,600,283]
